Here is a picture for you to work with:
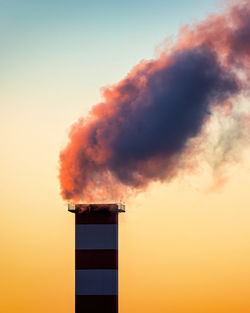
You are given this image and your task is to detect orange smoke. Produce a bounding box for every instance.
[59,0,250,202]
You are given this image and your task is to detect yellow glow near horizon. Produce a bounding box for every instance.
[1,1,250,311]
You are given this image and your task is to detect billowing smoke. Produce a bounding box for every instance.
[59,0,250,201]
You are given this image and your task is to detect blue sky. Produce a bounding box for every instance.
[3,2,250,313]
[1,0,218,81]
[1,0,218,127]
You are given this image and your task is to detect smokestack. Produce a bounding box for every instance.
[69,203,125,313]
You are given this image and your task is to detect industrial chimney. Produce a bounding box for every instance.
[68,203,125,313]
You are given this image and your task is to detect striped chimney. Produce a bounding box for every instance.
[68,203,125,313]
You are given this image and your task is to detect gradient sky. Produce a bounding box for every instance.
[1,0,250,312]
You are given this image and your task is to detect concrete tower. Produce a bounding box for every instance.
[69,203,125,313]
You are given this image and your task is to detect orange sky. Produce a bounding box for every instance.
[1,0,250,312]
[1,146,250,312]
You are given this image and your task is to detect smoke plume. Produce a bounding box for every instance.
[59,0,250,201]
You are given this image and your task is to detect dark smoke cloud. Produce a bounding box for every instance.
[108,47,238,185]
[59,0,250,201]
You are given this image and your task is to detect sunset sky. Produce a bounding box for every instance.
[1,0,250,312]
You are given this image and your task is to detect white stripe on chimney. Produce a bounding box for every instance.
[75,269,118,295]
[75,224,118,250]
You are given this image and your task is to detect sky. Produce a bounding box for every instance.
[1,0,250,312]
